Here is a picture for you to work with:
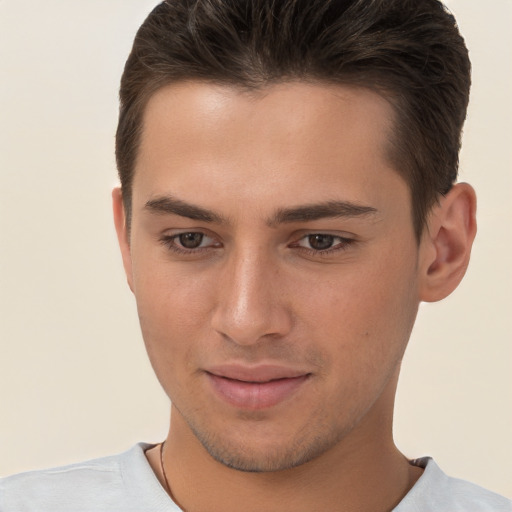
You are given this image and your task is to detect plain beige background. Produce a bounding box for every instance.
[1,0,511,498]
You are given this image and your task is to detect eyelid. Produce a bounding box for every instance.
[160,227,219,241]
[290,232,357,255]
[159,229,222,255]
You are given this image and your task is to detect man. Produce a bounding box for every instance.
[1,0,511,510]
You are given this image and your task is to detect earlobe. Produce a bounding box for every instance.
[418,183,477,303]
[112,187,135,293]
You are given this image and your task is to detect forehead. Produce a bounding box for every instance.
[133,81,406,216]
[139,80,395,157]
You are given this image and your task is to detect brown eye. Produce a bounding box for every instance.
[307,234,335,250]
[178,232,204,249]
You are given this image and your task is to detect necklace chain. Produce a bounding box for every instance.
[160,441,188,512]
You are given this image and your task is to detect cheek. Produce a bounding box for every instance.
[131,252,216,381]
[133,241,213,325]
[295,251,419,375]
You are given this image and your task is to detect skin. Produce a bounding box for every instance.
[114,81,476,511]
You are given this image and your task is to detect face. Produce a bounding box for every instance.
[117,82,423,472]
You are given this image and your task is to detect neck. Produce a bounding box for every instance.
[151,381,422,512]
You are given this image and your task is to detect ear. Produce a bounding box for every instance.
[112,187,134,292]
[418,183,477,303]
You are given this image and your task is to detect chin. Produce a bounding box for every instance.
[186,414,346,473]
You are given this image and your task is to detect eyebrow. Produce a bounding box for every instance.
[268,201,378,226]
[144,196,225,223]
[144,195,378,225]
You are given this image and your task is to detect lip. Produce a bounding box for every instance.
[204,364,311,410]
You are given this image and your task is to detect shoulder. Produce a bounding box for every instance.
[0,443,170,512]
[395,457,512,512]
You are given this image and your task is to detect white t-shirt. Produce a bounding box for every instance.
[1,443,511,511]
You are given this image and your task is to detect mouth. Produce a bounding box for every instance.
[204,365,311,410]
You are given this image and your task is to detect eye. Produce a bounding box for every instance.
[160,231,219,254]
[177,232,207,249]
[303,234,336,250]
[293,233,354,253]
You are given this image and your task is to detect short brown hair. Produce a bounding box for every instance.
[116,0,471,238]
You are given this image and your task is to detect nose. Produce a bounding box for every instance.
[211,249,293,346]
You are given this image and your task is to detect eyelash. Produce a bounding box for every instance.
[159,233,217,255]
[292,235,355,256]
[159,232,356,256]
